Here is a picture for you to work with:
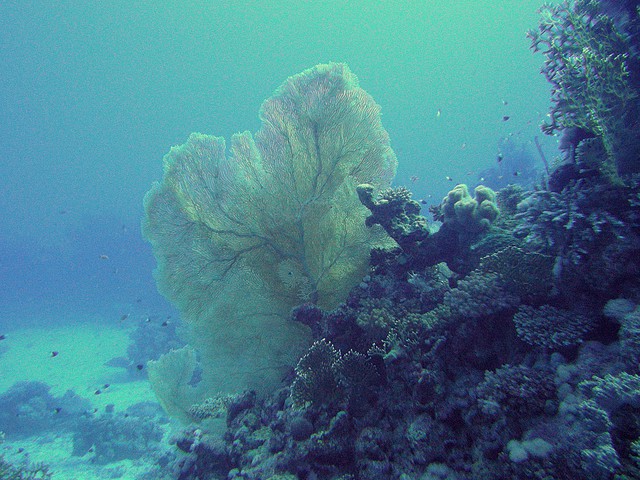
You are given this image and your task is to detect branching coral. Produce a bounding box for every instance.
[512,304,595,349]
[514,179,630,264]
[291,339,379,409]
[477,364,556,417]
[579,372,640,411]
[564,373,640,478]
[357,184,428,251]
[443,271,518,319]
[528,0,640,175]
[618,308,640,371]
[479,245,554,301]
[0,456,52,480]
[291,339,342,408]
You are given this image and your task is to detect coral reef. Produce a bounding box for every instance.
[478,245,554,301]
[72,402,165,464]
[188,394,237,421]
[0,382,90,438]
[0,455,52,480]
[477,364,556,418]
[0,381,171,479]
[166,163,640,479]
[443,270,519,319]
[515,176,640,298]
[290,339,380,412]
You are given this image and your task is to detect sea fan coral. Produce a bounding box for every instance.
[143,63,397,397]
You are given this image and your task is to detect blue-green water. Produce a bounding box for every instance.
[0,1,552,320]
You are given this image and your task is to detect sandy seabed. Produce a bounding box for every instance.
[0,320,168,480]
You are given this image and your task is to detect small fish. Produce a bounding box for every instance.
[136,364,144,370]
[436,109,441,118]
[145,317,151,323]
[88,447,94,453]
[59,210,67,215]
[94,389,102,395]
[120,314,129,322]
[17,448,24,453]
[502,116,510,122]
[99,254,109,260]
[460,142,467,150]
[161,321,169,327]
[51,351,59,357]
[410,175,419,183]
[479,177,485,182]
[502,100,508,105]
[103,384,110,389]
[0,334,6,341]
[445,176,453,181]
[497,153,504,163]
[513,171,520,177]
[54,407,62,414]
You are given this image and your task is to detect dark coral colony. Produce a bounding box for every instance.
[4,1,640,479]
